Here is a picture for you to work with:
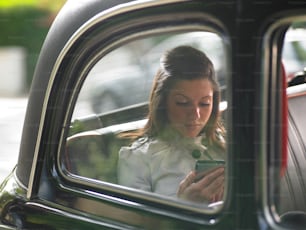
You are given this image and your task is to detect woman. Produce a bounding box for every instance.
[118,45,226,203]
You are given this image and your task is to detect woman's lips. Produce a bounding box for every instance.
[185,124,202,131]
[185,123,202,127]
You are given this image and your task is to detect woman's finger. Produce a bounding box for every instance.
[201,174,224,202]
[197,167,224,187]
[177,171,196,196]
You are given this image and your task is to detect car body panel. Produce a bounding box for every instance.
[0,0,306,229]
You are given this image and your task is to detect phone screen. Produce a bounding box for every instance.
[195,160,225,174]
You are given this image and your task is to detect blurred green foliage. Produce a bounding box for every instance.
[0,1,65,90]
[0,0,65,12]
[66,131,131,184]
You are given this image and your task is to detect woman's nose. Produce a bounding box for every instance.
[188,106,201,119]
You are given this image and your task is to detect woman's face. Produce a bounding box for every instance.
[166,78,213,138]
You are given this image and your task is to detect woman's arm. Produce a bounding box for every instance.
[118,146,152,192]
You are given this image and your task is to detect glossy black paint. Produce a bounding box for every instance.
[17,0,134,188]
[0,0,305,229]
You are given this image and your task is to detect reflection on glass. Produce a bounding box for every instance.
[73,31,227,117]
[66,31,228,208]
[277,23,306,227]
[283,26,306,83]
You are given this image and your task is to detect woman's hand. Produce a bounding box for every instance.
[177,167,224,203]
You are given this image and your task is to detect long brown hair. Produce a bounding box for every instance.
[123,46,225,149]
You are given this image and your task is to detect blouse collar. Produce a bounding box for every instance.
[158,126,210,159]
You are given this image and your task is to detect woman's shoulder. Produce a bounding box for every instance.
[120,136,169,156]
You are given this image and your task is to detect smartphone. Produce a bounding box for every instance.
[195,160,225,174]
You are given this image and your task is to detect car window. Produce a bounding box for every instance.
[266,22,306,227]
[63,30,230,211]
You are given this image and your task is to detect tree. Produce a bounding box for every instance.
[0,0,66,90]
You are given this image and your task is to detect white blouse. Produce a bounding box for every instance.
[118,135,225,198]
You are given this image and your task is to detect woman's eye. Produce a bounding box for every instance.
[199,102,210,107]
[176,101,189,106]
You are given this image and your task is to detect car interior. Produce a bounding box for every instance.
[278,72,306,227]
[279,78,306,212]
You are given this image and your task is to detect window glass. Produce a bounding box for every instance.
[63,31,229,210]
[283,25,306,82]
[276,22,306,226]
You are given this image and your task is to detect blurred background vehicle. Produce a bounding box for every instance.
[88,27,306,114]
[86,31,227,114]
